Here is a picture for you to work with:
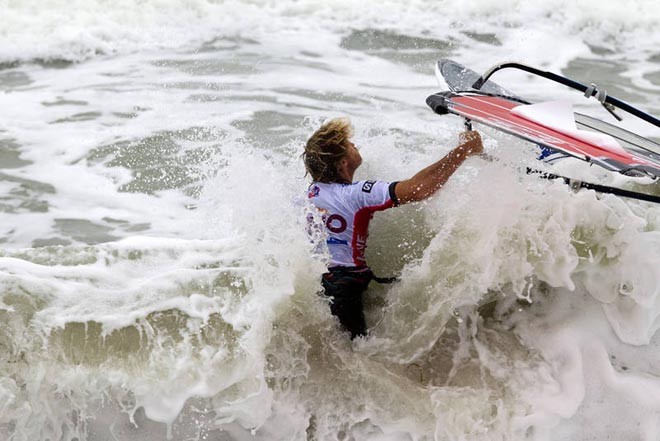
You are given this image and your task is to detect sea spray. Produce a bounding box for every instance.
[1,0,660,439]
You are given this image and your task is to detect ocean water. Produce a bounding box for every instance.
[1,1,660,440]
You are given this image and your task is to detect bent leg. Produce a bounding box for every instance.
[328,290,366,339]
[322,270,370,339]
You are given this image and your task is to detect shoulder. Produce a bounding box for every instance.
[345,179,388,192]
[306,182,350,203]
[349,180,399,208]
[355,180,380,194]
[309,180,397,206]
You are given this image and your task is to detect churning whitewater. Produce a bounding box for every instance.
[1,1,660,440]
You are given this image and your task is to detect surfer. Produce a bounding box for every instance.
[303,117,483,339]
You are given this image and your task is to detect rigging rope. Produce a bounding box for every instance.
[525,168,660,204]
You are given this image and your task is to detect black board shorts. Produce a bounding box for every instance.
[321,266,373,339]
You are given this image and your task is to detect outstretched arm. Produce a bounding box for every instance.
[394,131,483,204]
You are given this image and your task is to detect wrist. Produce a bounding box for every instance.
[453,142,474,158]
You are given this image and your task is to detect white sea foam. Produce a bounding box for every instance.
[1,0,660,440]
[0,0,659,65]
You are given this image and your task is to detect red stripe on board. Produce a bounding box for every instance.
[449,95,654,168]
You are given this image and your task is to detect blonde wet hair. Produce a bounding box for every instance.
[303,117,354,183]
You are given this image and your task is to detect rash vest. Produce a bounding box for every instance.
[307,180,399,267]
